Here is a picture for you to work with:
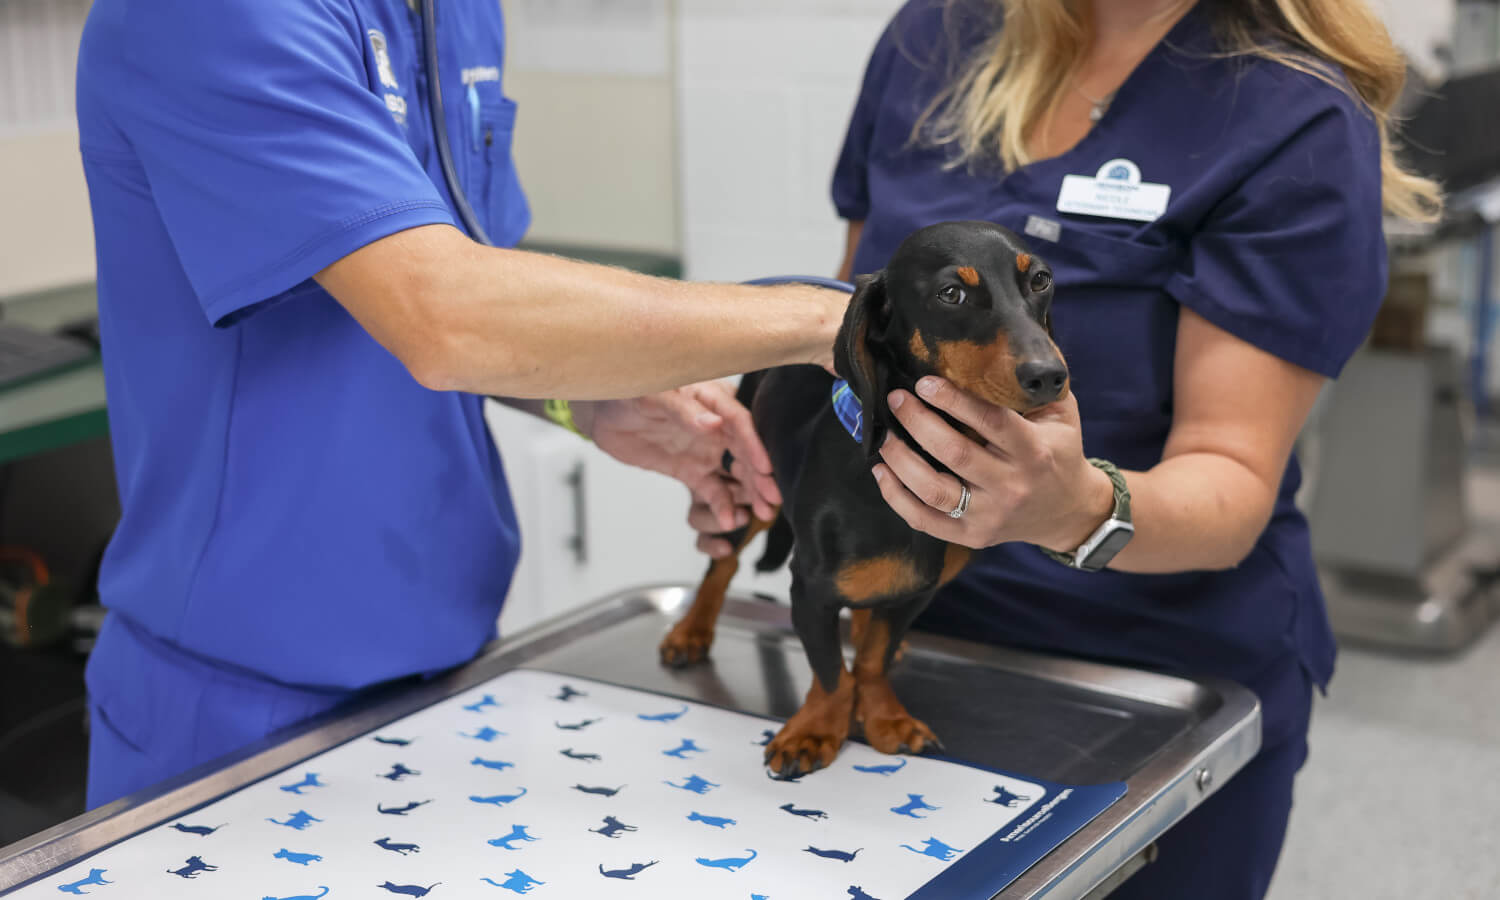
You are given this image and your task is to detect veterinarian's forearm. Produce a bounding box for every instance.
[1104,454,1276,573]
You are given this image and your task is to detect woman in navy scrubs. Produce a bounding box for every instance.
[693,0,1437,896]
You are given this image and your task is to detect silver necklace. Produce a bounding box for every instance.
[1074,84,1118,122]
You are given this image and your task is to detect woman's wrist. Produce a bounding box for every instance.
[1042,462,1117,554]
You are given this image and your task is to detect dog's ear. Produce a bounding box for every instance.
[833,271,893,459]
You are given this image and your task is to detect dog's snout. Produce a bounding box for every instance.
[1015,358,1068,405]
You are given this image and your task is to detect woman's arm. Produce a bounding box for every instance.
[870,307,1325,573]
[836,220,865,282]
[315,224,845,400]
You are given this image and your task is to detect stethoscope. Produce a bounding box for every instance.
[417,0,494,247]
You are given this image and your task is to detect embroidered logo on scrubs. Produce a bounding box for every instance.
[462,66,501,86]
[368,29,407,127]
[1056,158,1171,223]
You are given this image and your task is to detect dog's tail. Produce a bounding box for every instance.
[754,512,794,573]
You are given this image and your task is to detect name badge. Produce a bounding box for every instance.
[1056,159,1171,223]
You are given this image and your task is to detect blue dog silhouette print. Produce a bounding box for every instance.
[378,882,439,897]
[374,837,421,855]
[482,870,545,893]
[695,849,757,871]
[274,849,323,866]
[463,694,500,712]
[373,735,413,746]
[988,785,1031,808]
[279,772,325,794]
[805,846,861,862]
[167,856,217,878]
[665,774,719,794]
[555,718,600,731]
[637,705,689,723]
[472,757,515,771]
[470,787,528,806]
[901,838,963,861]
[590,815,637,838]
[752,895,769,900]
[663,738,705,759]
[57,868,111,894]
[560,748,601,762]
[379,762,421,782]
[848,887,881,900]
[779,802,828,821]
[598,860,657,880]
[573,784,624,797]
[267,811,322,831]
[891,794,940,818]
[753,729,774,746]
[378,800,431,816]
[461,726,506,742]
[171,822,224,836]
[555,685,586,701]
[261,887,328,900]
[853,759,907,776]
[488,825,540,850]
[687,811,736,829]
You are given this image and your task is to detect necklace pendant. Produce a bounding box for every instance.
[1089,104,1105,123]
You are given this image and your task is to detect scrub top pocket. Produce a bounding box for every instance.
[462,86,529,247]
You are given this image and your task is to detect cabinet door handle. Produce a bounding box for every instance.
[564,461,587,565]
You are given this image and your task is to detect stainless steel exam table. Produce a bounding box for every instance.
[0,584,1260,899]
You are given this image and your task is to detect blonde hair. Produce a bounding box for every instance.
[920,0,1443,221]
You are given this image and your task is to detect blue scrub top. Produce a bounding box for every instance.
[834,0,1387,744]
[76,0,530,692]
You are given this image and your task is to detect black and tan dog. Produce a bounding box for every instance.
[659,220,1069,777]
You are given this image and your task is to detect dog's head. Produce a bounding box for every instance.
[834,220,1069,459]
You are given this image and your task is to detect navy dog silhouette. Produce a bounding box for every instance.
[470,788,528,806]
[488,825,539,850]
[891,794,940,818]
[482,870,545,893]
[695,849,757,871]
[379,763,421,781]
[687,811,736,828]
[555,685,586,701]
[637,705,689,723]
[901,837,963,861]
[805,846,862,862]
[662,738,705,759]
[560,748,601,762]
[767,767,809,783]
[373,735,413,746]
[555,718,600,731]
[267,811,322,830]
[374,837,421,855]
[461,726,506,742]
[780,802,828,820]
[664,774,719,794]
[472,757,515,771]
[573,784,624,797]
[168,856,218,878]
[853,759,908,776]
[753,729,775,746]
[57,868,111,894]
[378,881,439,897]
[261,887,328,900]
[599,860,658,880]
[171,822,224,836]
[988,785,1031,808]
[378,800,431,816]
[848,887,881,900]
[463,694,499,712]
[279,772,325,795]
[274,849,323,866]
[590,815,638,838]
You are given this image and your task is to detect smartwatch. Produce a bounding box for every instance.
[1040,459,1133,572]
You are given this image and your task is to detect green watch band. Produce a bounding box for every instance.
[1041,458,1131,568]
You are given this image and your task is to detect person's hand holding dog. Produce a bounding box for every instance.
[871,376,1115,553]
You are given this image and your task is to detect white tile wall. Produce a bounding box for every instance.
[0,0,89,137]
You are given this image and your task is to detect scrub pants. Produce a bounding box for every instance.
[85,614,357,809]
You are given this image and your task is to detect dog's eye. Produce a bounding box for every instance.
[1029,270,1053,293]
[938,285,966,305]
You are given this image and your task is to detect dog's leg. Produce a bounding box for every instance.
[852,599,942,755]
[765,585,854,778]
[660,514,776,667]
[848,608,910,666]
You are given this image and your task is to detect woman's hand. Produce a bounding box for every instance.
[577,382,781,542]
[871,376,1114,551]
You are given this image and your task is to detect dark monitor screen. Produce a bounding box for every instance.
[1398,66,1500,193]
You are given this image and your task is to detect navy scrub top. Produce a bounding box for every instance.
[76,0,529,691]
[834,0,1387,744]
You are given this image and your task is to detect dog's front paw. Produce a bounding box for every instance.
[854,678,942,755]
[764,673,856,778]
[659,623,714,668]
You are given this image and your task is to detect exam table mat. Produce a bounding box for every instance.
[8,669,1125,899]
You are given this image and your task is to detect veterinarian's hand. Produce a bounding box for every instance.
[577,382,780,538]
[871,376,1114,551]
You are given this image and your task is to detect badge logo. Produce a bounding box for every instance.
[1056,158,1171,223]
[367,29,400,90]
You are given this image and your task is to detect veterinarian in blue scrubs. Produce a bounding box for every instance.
[822,0,1436,897]
[75,0,843,808]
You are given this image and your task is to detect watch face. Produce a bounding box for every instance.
[1080,522,1134,570]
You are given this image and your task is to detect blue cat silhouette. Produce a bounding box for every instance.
[274,849,323,866]
[463,694,500,712]
[695,849,757,871]
[377,800,431,816]
[261,887,329,900]
[589,815,637,838]
[663,739,705,759]
[766,767,808,783]
[891,794,940,818]
[472,757,515,771]
[373,735,413,746]
[470,788,528,806]
[847,887,881,900]
[171,822,224,836]
[637,705,689,723]
[167,856,217,878]
[555,685,586,701]
[488,825,539,850]
[753,730,775,746]
[598,861,657,880]
[805,846,862,862]
[379,763,421,782]
[555,718,600,731]
[560,748,601,762]
[279,773,324,794]
[664,774,719,794]
[57,868,111,894]
[374,837,421,855]
[901,837,963,861]
[267,811,322,830]
[481,870,545,894]
[853,759,907,776]
[461,727,506,742]
[988,785,1031,808]
[572,784,624,797]
[378,882,440,897]
[687,811,736,828]
[779,802,827,820]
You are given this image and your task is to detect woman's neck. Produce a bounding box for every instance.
[1089,0,1198,41]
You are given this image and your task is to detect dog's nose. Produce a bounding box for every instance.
[1015,358,1068,405]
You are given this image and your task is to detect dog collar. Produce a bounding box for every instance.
[831,378,864,443]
